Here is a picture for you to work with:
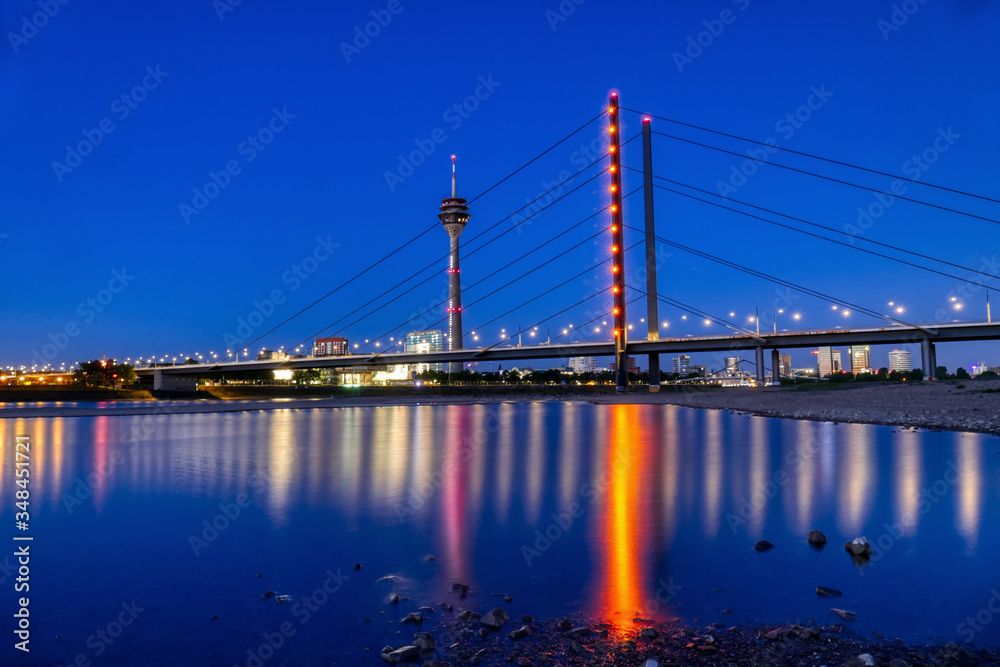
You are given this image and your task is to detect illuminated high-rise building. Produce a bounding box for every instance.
[405,330,444,374]
[849,345,871,374]
[439,156,469,373]
[672,355,691,375]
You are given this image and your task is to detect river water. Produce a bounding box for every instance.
[1,402,998,664]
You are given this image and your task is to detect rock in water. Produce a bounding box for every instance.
[844,537,873,560]
[509,625,531,640]
[401,612,423,624]
[817,586,843,598]
[830,608,857,621]
[808,530,827,546]
[640,627,660,639]
[841,654,876,667]
[381,645,419,663]
[479,607,509,630]
[412,632,435,654]
[754,540,775,551]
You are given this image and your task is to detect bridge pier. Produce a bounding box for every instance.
[755,346,765,387]
[920,339,935,380]
[153,370,199,392]
[771,349,781,384]
[919,339,938,380]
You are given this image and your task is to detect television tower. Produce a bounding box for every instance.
[439,155,470,371]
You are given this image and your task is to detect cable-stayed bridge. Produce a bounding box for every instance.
[137,94,1000,391]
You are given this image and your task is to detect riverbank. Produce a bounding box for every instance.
[379,611,1000,665]
[2,380,999,435]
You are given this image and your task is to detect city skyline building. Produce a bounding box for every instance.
[569,356,597,374]
[405,330,444,374]
[816,346,842,377]
[849,345,871,374]
[314,337,348,357]
[780,353,792,376]
[724,356,739,376]
[889,348,912,372]
[439,155,470,373]
[672,355,691,375]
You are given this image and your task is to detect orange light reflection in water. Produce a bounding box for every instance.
[597,404,650,633]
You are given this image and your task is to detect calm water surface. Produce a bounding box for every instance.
[1,402,998,665]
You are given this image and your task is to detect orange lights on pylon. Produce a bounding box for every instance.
[607,92,627,390]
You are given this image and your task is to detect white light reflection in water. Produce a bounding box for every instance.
[559,402,581,511]
[701,409,723,539]
[495,403,514,522]
[747,416,769,537]
[524,403,546,525]
[954,432,983,552]
[660,406,679,548]
[893,429,922,537]
[265,410,295,526]
[838,423,876,536]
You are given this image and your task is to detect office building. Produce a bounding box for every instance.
[888,349,912,372]
[816,347,842,377]
[672,355,691,375]
[849,345,871,374]
[405,330,444,373]
[314,337,348,357]
[569,356,596,374]
[610,356,638,374]
[724,356,740,376]
[780,353,792,376]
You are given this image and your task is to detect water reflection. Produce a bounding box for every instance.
[1,403,997,653]
[954,433,983,551]
[598,404,643,628]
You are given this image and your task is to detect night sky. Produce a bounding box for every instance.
[2,0,998,372]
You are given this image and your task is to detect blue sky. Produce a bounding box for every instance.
[2,0,998,372]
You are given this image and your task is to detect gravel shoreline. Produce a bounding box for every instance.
[376,612,1000,666]
[2,380,1000,435]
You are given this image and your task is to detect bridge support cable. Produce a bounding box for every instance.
[647,130,1000,227]
[625,284,762,340]
[626,226,932,332]
[621,107,1000,207]
[624,167,1000,288]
